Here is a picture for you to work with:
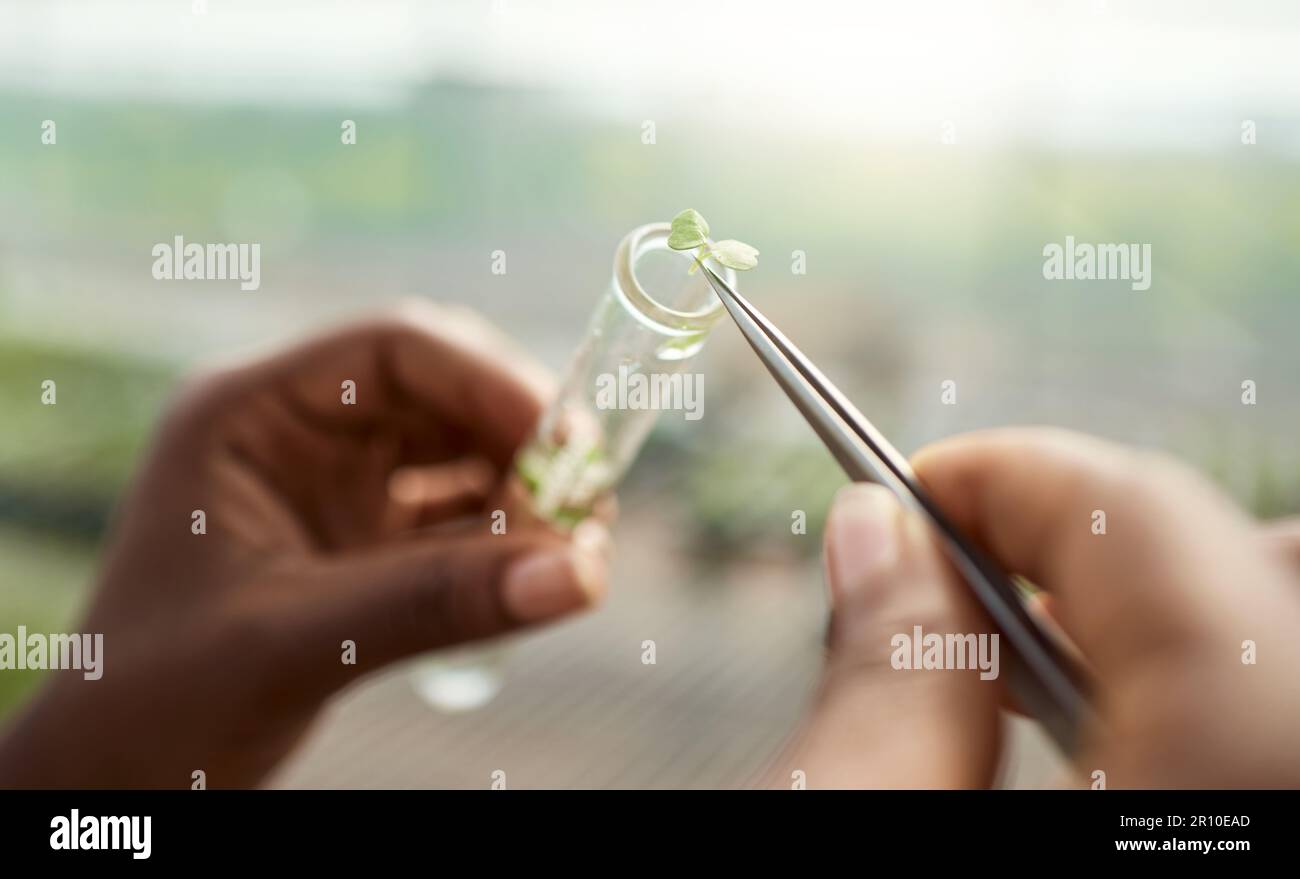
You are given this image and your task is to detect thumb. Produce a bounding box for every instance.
[278,521,610,691]
[770,483,1001,789]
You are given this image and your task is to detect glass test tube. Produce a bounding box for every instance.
[410,221,732,711]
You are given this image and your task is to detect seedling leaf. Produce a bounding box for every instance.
[668,208,710,250]
[709,239,760,271]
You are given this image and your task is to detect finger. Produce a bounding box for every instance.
[910,427,1287,678]
[380,302,553,463]
[183,300,554,467]
[381,458,497,534]
[277,519,611,693]
[1260,517,1300,574]
[591,492,619,526]
[992,589,1056,719]
[769,484,1002,789]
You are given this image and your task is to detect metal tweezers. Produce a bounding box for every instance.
[701,266,1096,755]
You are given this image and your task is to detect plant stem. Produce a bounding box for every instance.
[688,244,713,275]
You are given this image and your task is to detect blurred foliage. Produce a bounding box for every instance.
[0,339,173,716]
[0,526,97,717]
[678,441,844,562]
[0,337,175,502]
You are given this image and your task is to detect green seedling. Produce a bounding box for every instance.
[667,208,759,273]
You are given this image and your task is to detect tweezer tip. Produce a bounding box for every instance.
[700,265,733,299]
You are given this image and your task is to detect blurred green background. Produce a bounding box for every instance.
[2,0,1299,730]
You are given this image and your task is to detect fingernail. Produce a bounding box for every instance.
[573,518,614,563]
[502,547,603,622]
[826,483,900,602]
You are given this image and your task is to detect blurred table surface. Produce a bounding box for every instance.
[269,508,1062,790]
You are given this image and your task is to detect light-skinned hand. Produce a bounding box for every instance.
[774,427,1300,788]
